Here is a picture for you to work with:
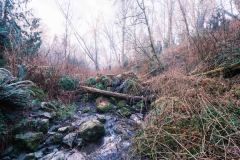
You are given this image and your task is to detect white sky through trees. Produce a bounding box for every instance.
[30,0,114,37]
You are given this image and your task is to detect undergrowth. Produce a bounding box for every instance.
[132,97,240,159]
[131,73,240,159]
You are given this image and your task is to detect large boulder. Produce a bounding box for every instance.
[78,119,105,142]
[116,79,142,94]
[96,97,112,113]
[15,132,44,151]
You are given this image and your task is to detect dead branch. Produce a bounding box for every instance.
[193,62,240,78]
[78,85,152,101]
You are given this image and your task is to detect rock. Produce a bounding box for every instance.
[48,125,61,132]
[73,137,83,148]
[2,156,11,160]
[45,132,64,145]
[20,153,36,160]
[15,132,44,151]
[96,97,112,113]
[62,132,78,148]
[116,74,123,80]
[130,113,143,125]
[34,151,43,159]
[41,150,85,160]
[78,119,105,142]
[13,118,49,134]
[41,151,65,160]
[58,126,71,133]
[117,79,142,94]
[82,107,91,113]
[67,150,85,160]
[112,77,122,88]
[96,114,106,123]
[37,119,49,133]
[38,112,54,119]
[1,146,13,157]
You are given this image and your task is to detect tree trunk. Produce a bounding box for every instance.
[166,0,174,47]
[78,86,153,101]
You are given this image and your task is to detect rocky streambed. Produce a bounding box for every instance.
[1,73,149,160]
[1,100,144,160]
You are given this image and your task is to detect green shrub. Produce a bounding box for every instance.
[30,86,46,100]
[58,76,78,91]
[86,77,96,85]
[96,82,105,90]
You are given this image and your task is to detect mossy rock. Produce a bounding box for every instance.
[117,79,142,94]
[78,119,105,142]
[96,97,113,113]
[100,75,112,87]
[13,118,49,134]
[15,132,44,151]
[97,102,112,113]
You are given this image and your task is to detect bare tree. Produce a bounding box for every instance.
[166,0,175,47]
[104,24,121,67]
[63,0,71,59]
[196,0,207,31]
[177,0,191,39]
[135,0,161,66]
[234,0,240,13]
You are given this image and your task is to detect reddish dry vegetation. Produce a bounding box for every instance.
[130,21,240,159]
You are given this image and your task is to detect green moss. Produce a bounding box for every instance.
[101,76,111,87]
[15,132,44,151]
[86,77,96,85]
[96,82,105,90]
[117,100,127,108]
[30,86,46,100]
[56,104,77,120]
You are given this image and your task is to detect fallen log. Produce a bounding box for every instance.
[78,85,153,102]
[193,62,240,78]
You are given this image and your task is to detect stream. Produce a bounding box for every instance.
[36,101,143,160]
